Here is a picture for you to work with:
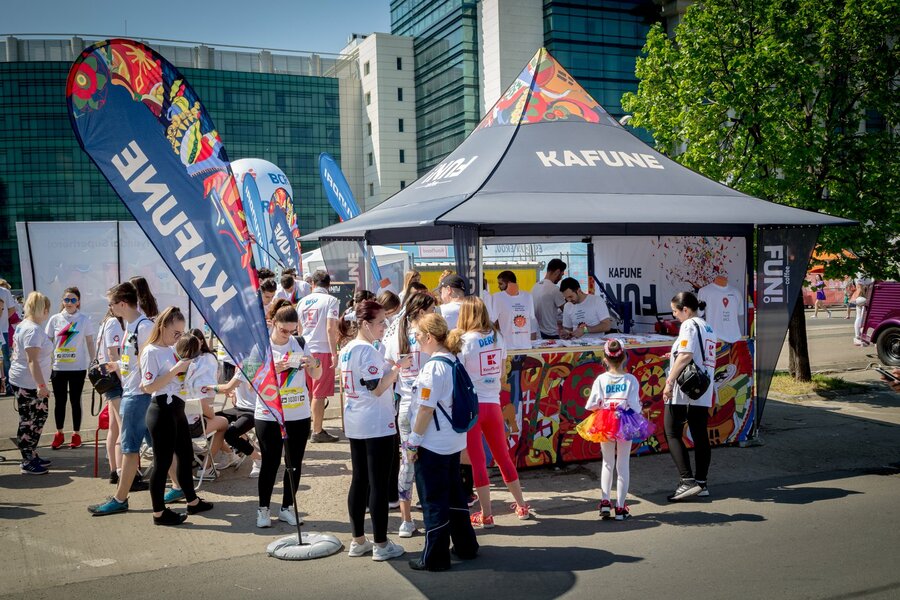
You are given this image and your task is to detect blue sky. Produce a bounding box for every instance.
[3,0,392,55]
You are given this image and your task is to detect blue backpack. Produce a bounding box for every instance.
[427,356,479,433]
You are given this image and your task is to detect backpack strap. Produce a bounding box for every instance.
[425,355,456,431]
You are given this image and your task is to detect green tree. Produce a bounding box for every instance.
[623,0,899,379]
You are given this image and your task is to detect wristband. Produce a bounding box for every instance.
[408,432,425,447]
[582,326,589,335]
[406,445,418,453]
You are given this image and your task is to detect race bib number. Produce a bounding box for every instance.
[55,347,77,364]
[282,389,306,410]
[120,353,131,377]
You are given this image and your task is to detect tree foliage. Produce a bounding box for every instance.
[623,0,899,280]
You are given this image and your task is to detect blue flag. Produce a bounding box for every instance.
[67,39,285,427]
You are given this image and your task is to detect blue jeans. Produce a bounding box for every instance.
[414,447,479,569]
[2,333,11,388]
[119,392,151,454]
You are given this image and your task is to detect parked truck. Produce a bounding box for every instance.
[860,282,900,366]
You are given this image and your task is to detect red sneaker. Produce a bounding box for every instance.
[51,432,65,450]
[470,511,495,529]
[70,433,82,449]
[599,499,612,519]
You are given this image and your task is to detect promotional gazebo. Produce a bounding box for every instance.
[305,49,854,466]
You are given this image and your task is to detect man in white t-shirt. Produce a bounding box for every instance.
[275,274,300,304]
[492,271,537,350]
[559,277,612,338]
[298,271,340,442]
[531,258,567,339]
[697,278,744,344]
[438,274,467,330]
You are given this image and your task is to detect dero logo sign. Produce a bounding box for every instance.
[762,245,789,304]
[418,156,478,188]
[536,150,664,169]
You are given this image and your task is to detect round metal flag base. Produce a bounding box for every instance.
[267,533,343,560]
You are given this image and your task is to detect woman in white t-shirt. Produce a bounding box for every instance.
[96,309,125,483]
[406,313,479,571]
[254,302,322,529]
[384,292,436,538]
[452,297,531,528]
[45,287,95,450]
[10,292,54,475]
[141,306,212,526]
[340,299,410,562]
[662,292,717,503]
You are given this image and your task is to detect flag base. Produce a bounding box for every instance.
[266,533,343,560]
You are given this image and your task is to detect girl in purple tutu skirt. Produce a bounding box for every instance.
[579,339,654,520]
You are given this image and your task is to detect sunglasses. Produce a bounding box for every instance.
[275,326,295,336]
[63,298,79,304]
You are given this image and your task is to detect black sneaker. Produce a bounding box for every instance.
[130,477,149,492]
[187,498,213,515]
[667,479,702,502]
[310,430,339,443]
[408,559,450,572]
[696,481,709,497]
[153,508,187,526]
[109,471,120,485]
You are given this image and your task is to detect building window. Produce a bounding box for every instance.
[397,87,403,101]
[399,149,405,163]
[369,183,374,197]
[365,92,371,105]
[367,122,372,136]
[398,118,404,132]
[363,61,370,76]
[400,181,406,189]
[368,152,373,167]
[396,57,403,70]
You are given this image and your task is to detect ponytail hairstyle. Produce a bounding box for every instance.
[59,286,81,312]
[455,296,497,336]
[376,290,401,315]
[129,276,159,318]
[602,338,627,370]
[267,298,294,323]
[146,306,185,346]
[416,312,462,354]
[671,291,706,314]
[108,281,138,307]
[188,328,214,355]
[398,292,436,354]
[175,333,202,360]
[402,269,421,294]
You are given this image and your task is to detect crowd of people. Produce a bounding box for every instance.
[2,263,896,571]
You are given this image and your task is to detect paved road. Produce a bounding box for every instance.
[776,310,878,372]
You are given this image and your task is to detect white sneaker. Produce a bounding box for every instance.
[256,507,272,528]
[215,452,244,470]
[372,539,406,562]
[249,459,262,478]
[347,538,374,557]
[278,506,304,526]
[398,520,416,538]
[194,466,218,481]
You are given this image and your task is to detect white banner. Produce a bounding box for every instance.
[593,236,746,333]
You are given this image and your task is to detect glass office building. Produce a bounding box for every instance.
[0,37,343,289]
[391,0,481,175]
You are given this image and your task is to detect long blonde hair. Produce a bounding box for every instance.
[416,313,462,354]
[455,296,497,335]
[146,306,185,346]
[24,292,51,320]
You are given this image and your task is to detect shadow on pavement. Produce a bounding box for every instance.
[0,502,44,520]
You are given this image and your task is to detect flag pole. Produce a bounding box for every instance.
[282,433,305,545]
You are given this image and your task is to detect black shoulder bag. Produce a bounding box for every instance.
[674,320,712,401]
[88,317,121,396]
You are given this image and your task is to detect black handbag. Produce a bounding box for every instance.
[88,318,120,395]
[674,320,711,401]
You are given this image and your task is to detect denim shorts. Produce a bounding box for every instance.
[103,383,124,403]
[119,392,151,454]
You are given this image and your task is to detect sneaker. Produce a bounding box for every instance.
[409,559,449,572]
[388,500,401,510]
[599,499,612,519]
[372,540,406,562]
[278,506,304,526]
[398,520,417,538]
[467,494,478,507]
[34,455,51,467]
[696,481,709,497]
[249,459,262,478]
[109,471,119,485]
[311,430,339,443]
[187,498,213,515]
[69,433,82,449]
[194,466,218,481]
[256,507,272,528]
[511,502,532,520]
[153,508,187,526]
[164,488,185,503]
[88,496,128,516]
[130,477,149,492]
[51,432,65,450]
[347,538,374,557]
[20,457,48,475]
[470,511,495,529]
[667,479,702,502]
[214,452,244,470]
[615,506,631,521]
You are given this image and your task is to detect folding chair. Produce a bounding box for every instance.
[184,398,215,489]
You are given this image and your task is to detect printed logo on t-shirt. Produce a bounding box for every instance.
[513,314,527,328]
[54,320,80,363]
[420,387,431,401]
[144,372,153,380]
[680,339,688,348]
[342,371,357,398]
[113,335,120,343]
[722,297,729,307]
[304,308,319,326]
[367,365,379,375]
[480,350,502,376]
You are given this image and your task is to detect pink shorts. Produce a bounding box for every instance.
[307,352,335,399]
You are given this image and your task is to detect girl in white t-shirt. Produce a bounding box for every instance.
[580,339,650,520]
[45,287,95,450]
[452,296,531,528]
[662,292,717,503]
[140,306,212,526]
[406,313,479,571]
[340,299,410,562]
[384,292,436,538]
[254,302,322,529]
[96,309,125,482]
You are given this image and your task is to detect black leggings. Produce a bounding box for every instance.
[664,404,711,482]
[50,370,86,431]
[255,418,311,509]
[348,435,395,543]
[146,396,198,512]
[222,408,255,456]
